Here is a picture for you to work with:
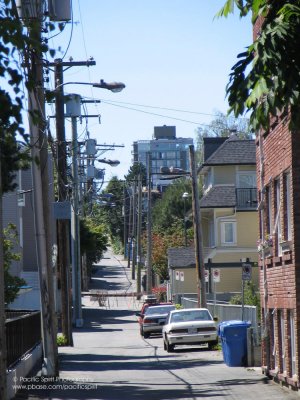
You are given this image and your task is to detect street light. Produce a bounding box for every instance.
[97,158,120,167]
[182,192,189,247]
[55,80,126,92]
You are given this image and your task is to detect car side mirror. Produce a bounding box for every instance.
[213,317,219,322]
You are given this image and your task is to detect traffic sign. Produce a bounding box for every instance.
[242,263,252,281]
[204,270,209,283]
[213,269,221,282]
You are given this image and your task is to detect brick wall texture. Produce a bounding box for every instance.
[254,15,300,387]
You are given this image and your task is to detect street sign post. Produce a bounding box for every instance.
[241,263,252,320]
[212,269,220,317]
[242,263,252,281]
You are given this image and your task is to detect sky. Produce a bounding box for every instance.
[46,0,252,182]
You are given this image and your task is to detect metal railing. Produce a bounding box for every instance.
[5,310,41,368]
[236,188,258,209]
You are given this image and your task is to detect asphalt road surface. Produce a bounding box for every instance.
[15,251,300,400]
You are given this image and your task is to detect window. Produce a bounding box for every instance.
[289,311,296,376]
[209,221,215,247]
[271,310,277,370]
[266,185,272,235]
[284,172,292,241]
[279,310,286,374]
[221,221,236,245]
[17,171,25,207]
[274,179,282,255]
[237,171,256,188]
[203,169,213,191]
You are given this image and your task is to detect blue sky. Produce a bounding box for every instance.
[46,0,252,180]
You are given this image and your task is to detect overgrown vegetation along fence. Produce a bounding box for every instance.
[5,310,41,368]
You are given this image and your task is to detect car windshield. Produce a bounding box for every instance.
[145,306,175,315]
[170,310,212,323]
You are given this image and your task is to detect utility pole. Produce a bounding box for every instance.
[49,58,96,344]
[136,174,142,299]
[25,13,58,376]
[53,58,72,345]
[131,181,137,280]
[127,187,133,269]
[0,140,7,400]
[146,152,153,294]
[123,184,128,261]
[189,145,206,308]
[66,94,83,328]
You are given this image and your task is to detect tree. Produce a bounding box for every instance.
[152,178,193,232]
[4,224,26,305]
[99,177,124,252]
[218,0,300,131]
[195,111,252,163]
[148,221,188,281]
[125,162,147,186]
[80,216,108,280]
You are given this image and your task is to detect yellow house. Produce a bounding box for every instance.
[168,136,259,302]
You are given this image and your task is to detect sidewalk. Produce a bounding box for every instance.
[15,249,142,399]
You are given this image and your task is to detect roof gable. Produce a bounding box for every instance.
[203,136,255,166]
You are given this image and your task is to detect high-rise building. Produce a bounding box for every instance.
[132,125,193,191]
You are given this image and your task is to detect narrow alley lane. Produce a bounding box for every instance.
[16,250,300,400]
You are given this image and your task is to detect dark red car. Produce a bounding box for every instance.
[136,302,174,337]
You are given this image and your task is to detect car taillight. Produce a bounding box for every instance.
[197,327,217,332]
[169,329,188,334]
[143,319,151,324]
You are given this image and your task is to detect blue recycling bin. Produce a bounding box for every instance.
[218,320,251,367]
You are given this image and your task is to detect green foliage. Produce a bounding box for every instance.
[80,217,108,278]
[229,281,261,319]
[0,3,33,191]
[218,0,300,131]
[57,334,67,346]
[111,236,123,255]
[4,224,26,305]
[152,178,193,231]
[125,162,147,186]
[148,220,190,281]
[99,177,124,248]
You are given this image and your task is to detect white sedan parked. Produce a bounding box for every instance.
[162,308,218,352]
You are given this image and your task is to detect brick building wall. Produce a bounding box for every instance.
[256,111,300,385]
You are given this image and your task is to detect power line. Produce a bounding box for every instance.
[98,99,249,120]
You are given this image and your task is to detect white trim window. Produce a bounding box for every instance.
[237,171,256,188]
[284,172,292,241]
[274,179,282,255]
[221,221,236,246]
[280,310,286,374]
[289,311,296,377]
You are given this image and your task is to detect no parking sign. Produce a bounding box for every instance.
[212,269,221,282]
[242,263,252,281]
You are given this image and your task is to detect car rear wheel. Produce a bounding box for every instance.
[143,332,150,339]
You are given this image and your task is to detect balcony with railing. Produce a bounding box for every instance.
[235,188,258,210]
